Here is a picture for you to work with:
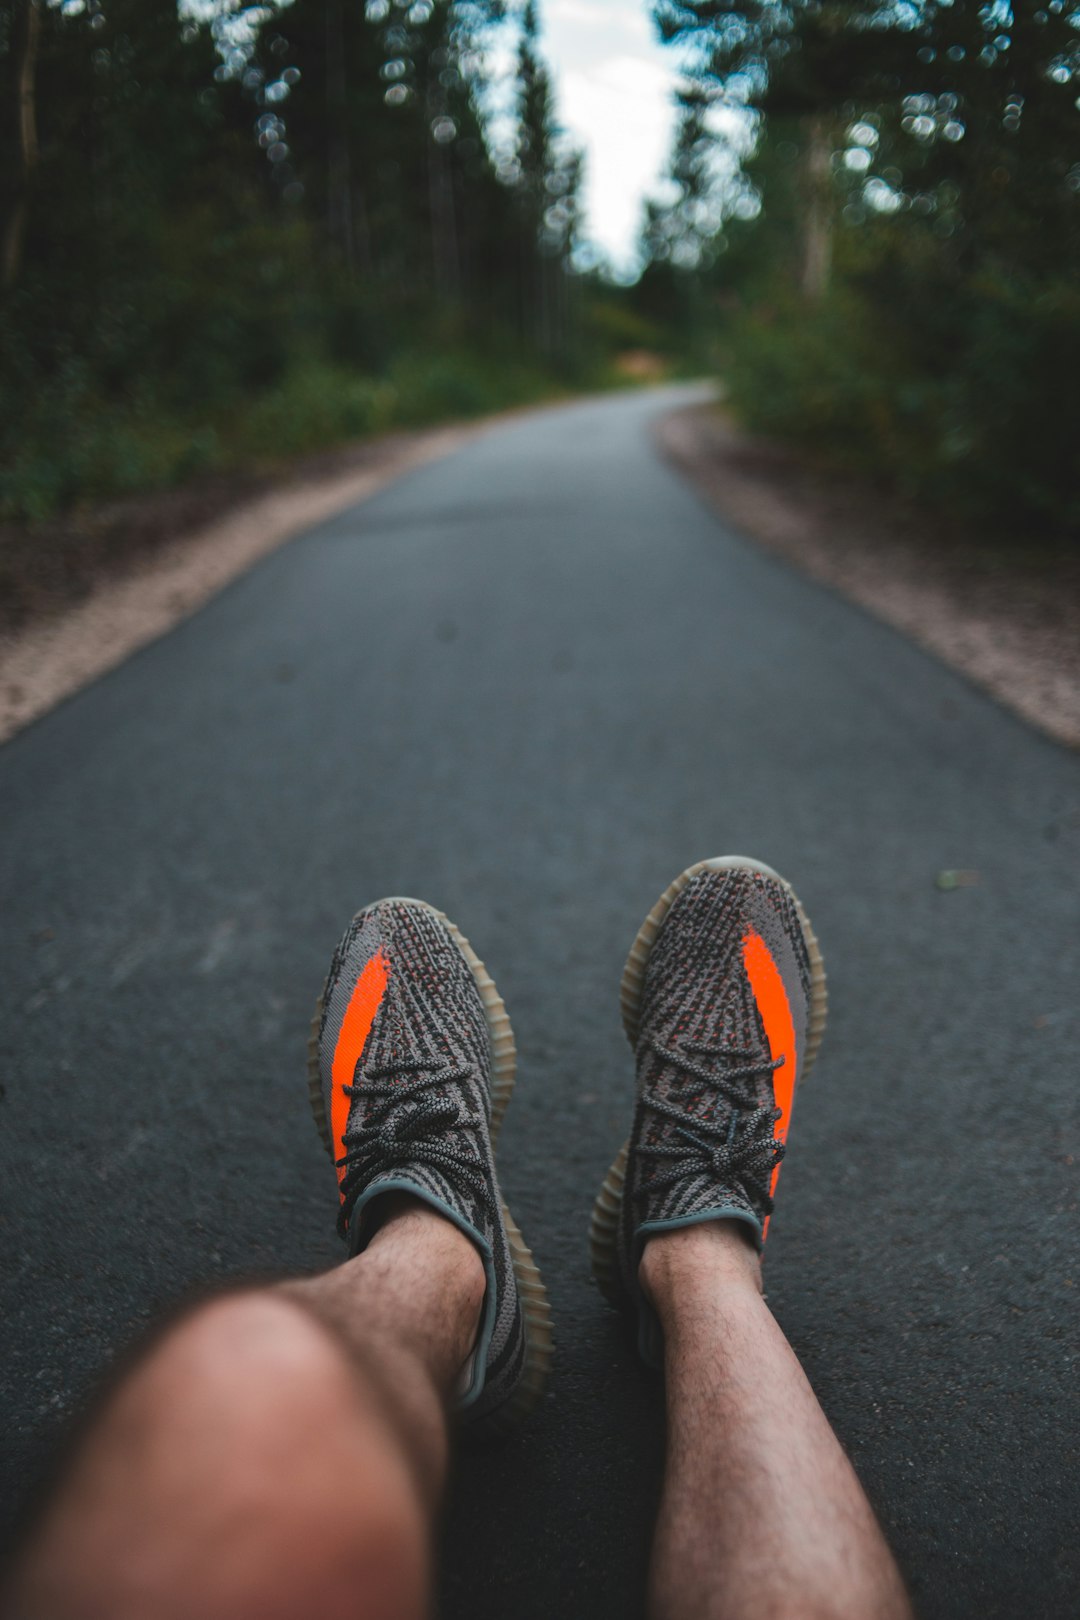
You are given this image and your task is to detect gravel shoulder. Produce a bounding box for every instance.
[657,403,1080,751]
[0,422,483,744]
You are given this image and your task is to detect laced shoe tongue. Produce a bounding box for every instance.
[337,1051,496,1245]
[635,1035,786,1217]
[380,1093,460,1148]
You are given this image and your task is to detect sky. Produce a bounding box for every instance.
[544,0,682,274]
[184,0,684,278]
[497,0,685,276]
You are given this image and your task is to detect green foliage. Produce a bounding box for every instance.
[0,380,211,525]
[644,0,1080,535]
[719,252,1080,528]
[0,345,570,525]
[0,0,594,529]
[383,354,506,424]
[722,292,906,465]
[583,295,668,354]
[232,366,388,461]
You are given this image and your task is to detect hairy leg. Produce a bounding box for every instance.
[6,1200,484,1620]
[642,1223,913,1620]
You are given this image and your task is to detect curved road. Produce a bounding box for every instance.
[1,388,1077,1617]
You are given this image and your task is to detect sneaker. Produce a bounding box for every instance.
[308,897,552,1432]
[590,857,827,1364]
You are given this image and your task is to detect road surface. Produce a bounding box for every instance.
[1,387,1077,1616]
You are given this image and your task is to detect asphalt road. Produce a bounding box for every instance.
[1,387,1077,1617]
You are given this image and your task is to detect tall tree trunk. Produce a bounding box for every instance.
[799,114,832,302]
[427,136,460,306]
[3,0,41,291]
[325,0,354,273]
[354,183,375,280]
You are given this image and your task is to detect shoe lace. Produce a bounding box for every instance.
[336,1053,496,1237]
[633,1034,786,1215]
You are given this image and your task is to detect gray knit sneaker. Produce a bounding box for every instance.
[590,857,827,1365]
[308,897,552,1433]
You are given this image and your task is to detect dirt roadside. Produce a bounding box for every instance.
[0,421,485,745]
[657,404,1080,752]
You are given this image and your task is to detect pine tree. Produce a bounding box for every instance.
[511,0,582,354]
[1,0,40,290]
[646,0,1080,527]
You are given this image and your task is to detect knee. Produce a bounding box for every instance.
[146,1294,429,1619]
[15,1294,428,1620]
[149,1289,358,1436]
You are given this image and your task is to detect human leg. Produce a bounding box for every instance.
[641,1223,912,1620]
[6,897,551,1620]
[591,857,912,1620]
[7,1203,483,1620]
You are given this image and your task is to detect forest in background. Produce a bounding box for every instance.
[634,0,1080,533]
[0,0,620,526]
[1,0,1078,539]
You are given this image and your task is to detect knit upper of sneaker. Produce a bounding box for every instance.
[316,900,525,1422]
[619,868,813,1310]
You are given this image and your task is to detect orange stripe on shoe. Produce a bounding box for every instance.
[741,930,797,1238]
[330,947,390,1195]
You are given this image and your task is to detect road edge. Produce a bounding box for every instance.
[656,403,1080,753]
[0,420,486,746]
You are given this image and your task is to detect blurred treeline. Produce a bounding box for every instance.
[0,0,613,523]
[634,0,1080,534]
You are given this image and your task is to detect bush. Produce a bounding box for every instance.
[382,352,507,425]
[231,366,387,462]
[723,289,940,479]
[721,271,1080,535]
[0,342,570,526]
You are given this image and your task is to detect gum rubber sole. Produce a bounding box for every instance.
[307,897,553,1433]
[589,856,829,1307]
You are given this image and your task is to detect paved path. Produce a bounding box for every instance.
[1,388,1077,1617]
